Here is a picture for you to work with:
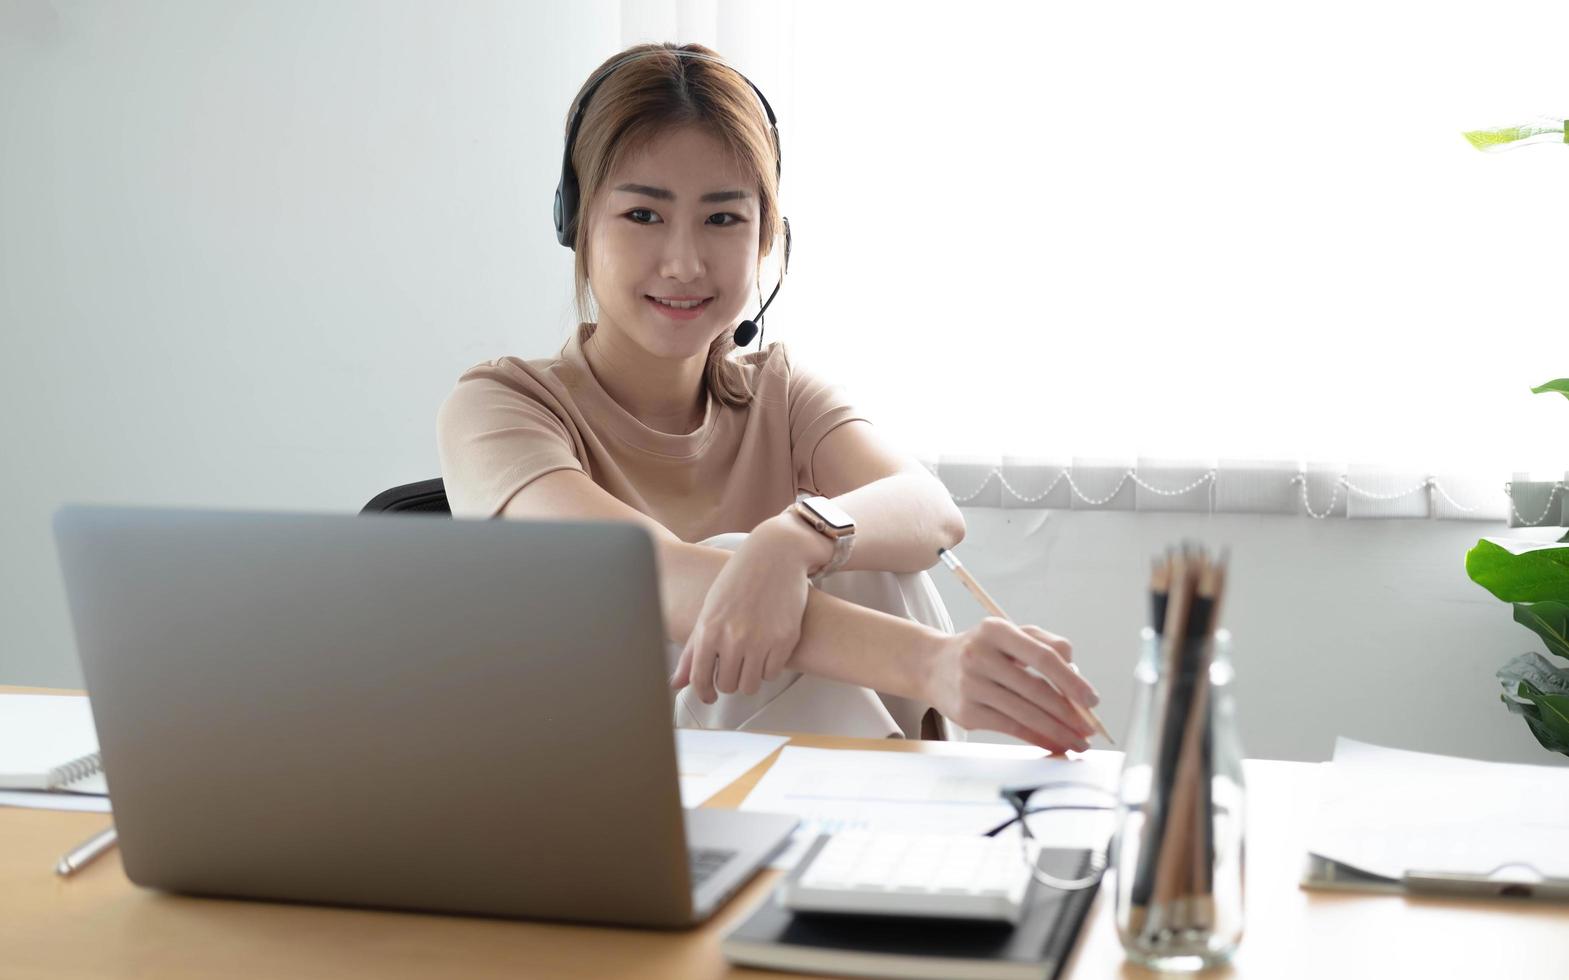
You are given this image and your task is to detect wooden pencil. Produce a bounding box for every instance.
[935,548,1115,744]
[1132,553,1170,936]
[1150,552,1171,640]
[1131,543,1204,930]
[1175,549,1227,933]
[1192,549,1228,927]
[1139,544,1224,942]
[1128,552,1170,937]
[1188,555,1222,932]
[1150,647,1211,935]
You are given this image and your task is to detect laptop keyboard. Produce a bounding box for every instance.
[688,847,738,888]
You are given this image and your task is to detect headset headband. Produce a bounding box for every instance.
[553,49,782,249]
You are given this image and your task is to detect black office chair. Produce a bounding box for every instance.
[361,477,450,515]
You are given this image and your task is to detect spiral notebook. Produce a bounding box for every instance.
[0,694,108,795]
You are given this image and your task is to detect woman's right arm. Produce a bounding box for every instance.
[498,468,732,649]
[786,596,1099,753]
[501,469,1099,754]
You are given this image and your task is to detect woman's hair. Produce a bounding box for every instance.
[563,42,784,408]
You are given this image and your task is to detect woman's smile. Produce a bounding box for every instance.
[645,295,714,320]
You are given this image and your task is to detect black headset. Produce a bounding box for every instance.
[553,49,792,349]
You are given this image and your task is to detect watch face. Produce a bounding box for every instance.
[804,495,855,531]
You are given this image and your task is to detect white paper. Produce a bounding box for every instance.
[0,694,104,792]
[739,746,1123,869]
[0,703,782,810]
[675,728,789,806]
[1308,737,1569,881]
[0,789,113,812]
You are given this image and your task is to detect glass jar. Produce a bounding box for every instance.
[1112,626,1246,972]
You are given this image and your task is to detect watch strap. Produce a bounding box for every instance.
[789,497,855,586]
[808,533,853,588]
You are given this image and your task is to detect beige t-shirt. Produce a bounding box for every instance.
[436,322,869,541]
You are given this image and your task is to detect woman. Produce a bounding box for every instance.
[437,42,1099,753]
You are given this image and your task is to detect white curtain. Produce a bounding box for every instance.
[614,0,1568,523]
[919,456,1569,526]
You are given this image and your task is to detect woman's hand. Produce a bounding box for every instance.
[668,516,818,703]
[922,617,1100,754]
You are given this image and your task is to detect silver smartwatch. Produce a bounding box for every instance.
[791,493,856,587]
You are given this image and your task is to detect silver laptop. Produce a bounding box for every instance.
[51,504,796,928]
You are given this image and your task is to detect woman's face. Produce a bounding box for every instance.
[585,124,761,359]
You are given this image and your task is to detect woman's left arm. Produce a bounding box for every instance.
[671,423,963,701]
[762,420,966,575]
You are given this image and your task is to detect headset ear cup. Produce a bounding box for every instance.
[556,173,579,249]
[782,216,791,274]
[555,135,582,248]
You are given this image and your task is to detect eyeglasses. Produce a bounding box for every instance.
[982,781,1119,891]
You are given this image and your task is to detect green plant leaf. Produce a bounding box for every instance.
[1522,693,1569,755]
[1536,693,1569,727]
[1462,122,1566,150]
[1500,678,1538,716]
[1466,539,1569,603]
[1522,712,1569,755]
[1530,378,1569,401]
[1498,653,1569,711]
[1513,601,1569,660]
[1506,676,1569,755]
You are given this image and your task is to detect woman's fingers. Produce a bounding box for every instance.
[713,646,743,696]
[962,701,1078,756]
[977,676,1090,750]
[737,646,767,697]
[689,637,719,704]
[762,643,792,684]
[979,651,1095,740]
[1020,623,1073,664]
[681,633,790,701]
[985,619,1097,708]
[669,645,693,690]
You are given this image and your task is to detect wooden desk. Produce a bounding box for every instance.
[3,687,1565,979]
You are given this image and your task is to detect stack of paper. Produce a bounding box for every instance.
[0,700,785,815]
[0,694,111,812]
[739,746,1123,869]
[1306,737,1569,887]
[675,729,787,806]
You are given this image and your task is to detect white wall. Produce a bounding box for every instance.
[940,509,1567,767]
[3,2,1563,769]
[2,0,615,683]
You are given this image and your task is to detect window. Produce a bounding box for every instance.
[761,0,1565,485]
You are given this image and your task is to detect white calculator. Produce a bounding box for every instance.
[776,832,1040,924]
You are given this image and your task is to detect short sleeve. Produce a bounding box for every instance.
[436,366,586,519]
[785,345,872,494]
